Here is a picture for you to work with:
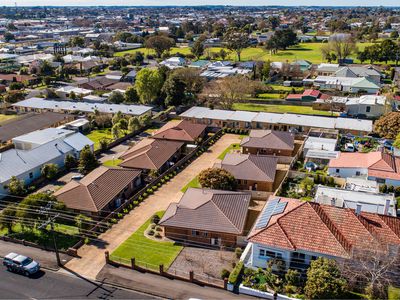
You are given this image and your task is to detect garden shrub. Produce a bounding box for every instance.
[388,185,395,193]
[152,214,161,224]
[235,247,243,259]
[221,268,231,279]
[142,192,148,198]
[150,223,156,229]
[228,261,244,284]
[148,229,155,236]
[155,232,161,239]
[133,200,139,205]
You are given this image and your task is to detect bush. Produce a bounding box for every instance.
[142,192,148,198]
[147,229,155,236]
[110,218,117,224]
[133,200,139,206]
[117,213,123,219]
[155,232,162,239]
[228,261,244,284]
[150,223,156,229]
[388,185,395,193]
[380,184,388,193]
[235,247,243,259]
[155,226,162,232]
[221,268,231,280]
[152,214,161,224]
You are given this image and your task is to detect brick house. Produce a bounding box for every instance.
[240,129,294,156]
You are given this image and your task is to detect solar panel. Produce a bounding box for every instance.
[255,198,288,229]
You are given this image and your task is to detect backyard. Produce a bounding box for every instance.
[110,211,183,270]
[103,159,123,167]
[86,128,113,150]
[233,103,339,116]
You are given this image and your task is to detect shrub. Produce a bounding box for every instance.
[142,192,148,198]
[123,209,128,214]
[110,218,117,224]
[117,213,123,219]
[395,186,400,197]
[221,268,231,279]
[155,232,161,239]
[152,185,158,191]
[228,261,244,284]
[157,182,162,187]
[133,200,139,206]
[128,204,133,210]
[388,185,395,193]
[380,184,388,193]
[150,223,156,229]
[161,179,165,184]
[152,214,161,224]
[155,226,162,232]
[235,247,243,259]
[138,196,143,201]
[147,229,155,236]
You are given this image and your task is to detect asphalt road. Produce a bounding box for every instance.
[0,261,157,299]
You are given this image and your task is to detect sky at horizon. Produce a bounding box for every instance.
[2,1,400,7]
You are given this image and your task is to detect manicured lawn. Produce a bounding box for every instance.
[181,176,200,193]
[257,93,285,100]
[86,128,113,150]
[217,143,241,160]
[389,286,400,300]
[0,114,18,124]
[233,103,339,116]
[114,47,191,57]
[111,211,183,270]
[268,84,305,92]
[103,159,123,167]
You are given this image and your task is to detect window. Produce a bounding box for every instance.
[356,171,361,176]
[29,172,33,179]
[336,169,339,173]
[203,232,208,237]
[292,252,306,263]
[191,230,200,236]
[366,106,371,113]
[376,178,385,184]
[259,249,265,257]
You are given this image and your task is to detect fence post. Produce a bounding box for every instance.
[189,270,194,282]
[105,251,110,264]
[131,258,135,270]
[159,264,164,275]
[224,278,228,290]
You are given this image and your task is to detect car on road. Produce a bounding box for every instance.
[3,252,40,276]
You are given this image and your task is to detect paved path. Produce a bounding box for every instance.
[65,134,241,279]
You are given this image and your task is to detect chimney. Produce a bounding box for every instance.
[384,199,391,215]
[356,204,362,216]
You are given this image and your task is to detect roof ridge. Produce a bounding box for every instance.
[211,194,241,234]
[309,202,352,254]
[377,214,400,241]
[275,218,296,250]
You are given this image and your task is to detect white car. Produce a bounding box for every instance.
[3,252,40,276]
[344,143,356,152]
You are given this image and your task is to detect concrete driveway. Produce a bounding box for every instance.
[65,134,241,279]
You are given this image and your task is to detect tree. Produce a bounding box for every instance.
[223,27,250,61]
[0,204,17,233]
[304,257,347,300]
[267,16,280,30]
[135,68,163,104]
[41,163,58,180]
[112,111,123,126]
[78,145,98,174]
[75,214,92,234]
[325,35,357,63]
[125,86,139,103]
[341,246,400,299]
[4,91,25,104]
[6,176,27,196]
[69,36,85,47]
[162,72,186,106]
[108,91,125,104]
[128,116,141,132]
[9,82,24,90]
[198,168,237,191]
[64,154,77,171]
[191,35,206,59]
[145,35,175,58]
[112,123,122,139]
[4,32,15,42]
[267,28,298,52]
[374,112,400,139]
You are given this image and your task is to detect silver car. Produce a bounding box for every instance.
[3,252,40,276]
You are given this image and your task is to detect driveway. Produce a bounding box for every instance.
[37,171,81,193]
[65,134,241,279]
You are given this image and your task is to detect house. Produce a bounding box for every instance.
[303,136,339,164]
[316,64,381,85]
[291,60,312,72]
[78,77,118,91]
[314,185,397,216]
[0,129,93,198]
[345,95,387,118]
[0,112,73,145]
[151,120,207,144]
[328,151,400,186]
[54,166,142,216]
[313,76,380,94]
[159,188,251,247]
[55,86,92,99]
[286,89,330,102]
[240,130,294,156]
[119,138,184,173]
[244,197,400,271]
[0,73,37,85]
[125,70,137,83]
[160,57,186,69]
[215,153,278,192]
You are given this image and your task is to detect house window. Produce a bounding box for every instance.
[356,171,361,176]
[292,252,306,263]
[29,172,33,179]
[376,178,385,184]
[366,106,371,113]
[259,249,265,257]
[191,230,200,236]
[336,169,340,173]
[203,232,208,237]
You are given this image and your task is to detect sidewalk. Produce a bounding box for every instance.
[65,134,241,279]
[0,240,72,270]
[96,264,252,300]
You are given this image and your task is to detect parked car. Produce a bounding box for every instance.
[344,143,356,152]
[3,252,40,276]
[71,174,84,180]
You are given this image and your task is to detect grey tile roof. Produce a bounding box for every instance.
[159,188,251,235]
[241,130,294,151]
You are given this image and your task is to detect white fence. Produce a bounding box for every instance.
[239,284,299,300]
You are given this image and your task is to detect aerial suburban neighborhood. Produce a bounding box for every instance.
[1,3,400,300]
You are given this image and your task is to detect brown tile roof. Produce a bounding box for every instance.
[248,197,400,259]
[0,112,73,143]
[240,130,294,151]
[0,73,35,82]
[105,82,133,91]
[160,188,251,235]
[219,153,278,182]
[152,120,207,143]
[119,138,184,171]
[54,166,141,213]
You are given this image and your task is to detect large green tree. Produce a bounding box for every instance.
[135,68,163,104]
[145,35,175,58]
[223,27,250,61]
[78,145,98,174]
[41,163,59,180]
[191,35,206,59]
[198,168,237,191]
[374,112,400,139]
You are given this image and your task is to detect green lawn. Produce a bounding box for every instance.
[257,93,285,100]
[86,128,113,150]
[268,84,305,92]
[115,42,375,64]
[103,159,123,167]
[181,176,200,193]
[217,143,241,160]
[389,286,400,300]
[111,211,183,270]
[0,114,18,124]
[233,103,338,116]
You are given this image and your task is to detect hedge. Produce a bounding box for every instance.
[228,261,244,284]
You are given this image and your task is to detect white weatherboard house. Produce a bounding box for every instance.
[0,128,94,198]
[345,95,387,118]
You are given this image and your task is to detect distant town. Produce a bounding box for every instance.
[0,5,400,300]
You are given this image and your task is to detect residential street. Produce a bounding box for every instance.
[65,134,242,279]
[0,259,156,299]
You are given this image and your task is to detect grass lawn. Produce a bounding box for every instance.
[389,286,400,300]
[0,114,18,124]
[233,103,338,116]
[103,159,123,167]
[181,176,200,193]
[111,211,183,270]
[86,128,113,150]
[257,93,285,100]
[217,143,241,160]
[268,84,305,92]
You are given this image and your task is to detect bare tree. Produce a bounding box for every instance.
[340,245,400,299]
[325,35,357,62]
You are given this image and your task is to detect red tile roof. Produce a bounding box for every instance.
[248,197,400,258]
[152,120,207,143]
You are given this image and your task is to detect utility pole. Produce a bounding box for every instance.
[37,202,61,266]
